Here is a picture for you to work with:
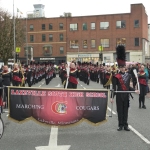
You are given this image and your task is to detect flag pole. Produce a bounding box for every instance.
[13,0,16,63]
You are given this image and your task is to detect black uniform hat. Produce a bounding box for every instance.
[116,45,126,67]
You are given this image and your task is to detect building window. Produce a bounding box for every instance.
[30,25,34,31]
[91,39,96,48]
[42,24,45,30]
[116,21,126,28]
[49,24,53,30]
[59,34,63,41]
[83,40,87,48]
[30,35,34,42]
[42,34,46,41]
[59,23,63,30]
[135,38,139,46]
[70,23,78,31]
[70,40,79,48]
[60,47,64,54]
[49,34,53,41]
[82,23,87,30]
[116,38,126,46]
[91,23,95,30]
[134,20,139,27]
[43,46,52,56]
[100,22,109,29]
[100,39,109,47]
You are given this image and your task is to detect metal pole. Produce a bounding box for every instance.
[13,0,16,63]
[26,12,28,65]
[78,46,79,61]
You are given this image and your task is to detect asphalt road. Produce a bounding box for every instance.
[0,75,150,150]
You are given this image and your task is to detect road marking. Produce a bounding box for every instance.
[39,85,41,87]
[35,126,71,150]
[129,125,150,144]
[107,107,116,115]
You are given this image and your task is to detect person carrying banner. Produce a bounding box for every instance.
[1,65,12,108]
[67,62,78,89]
[111,45,139,131]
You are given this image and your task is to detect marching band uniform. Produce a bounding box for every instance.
[12,64,22,86]
[111,45,138,131]
[138,67,147,109]
[67,63,78,89]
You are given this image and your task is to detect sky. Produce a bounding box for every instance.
[0,0,150,23]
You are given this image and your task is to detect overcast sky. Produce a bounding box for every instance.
[1,0,150,23]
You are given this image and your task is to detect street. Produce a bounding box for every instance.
[0,75,150,150]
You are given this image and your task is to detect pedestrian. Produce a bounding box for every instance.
[111,45,139,131]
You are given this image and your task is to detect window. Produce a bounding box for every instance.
[42,24,45,30]
[70,23,78,31]
[82,23,87,30]
[91,23,95,30]
[49,24,53,30]
[116,21,126,28]
[59,34,63,41]
[49,34,53,41]
[70,40,79,48]
[60,47,64,54]
[91,40,96,48]
[83,40,87,48]
[42,34,46,41]
[30,35,34,42]
[59,23,63,30]
[135,38,139,46]
[116,38,126,46]
[30,25,34,31]
[100,39,109,47]
[134,20,139,27]
[100,22,109,29]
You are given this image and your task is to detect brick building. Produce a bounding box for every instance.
[19,3,148,64]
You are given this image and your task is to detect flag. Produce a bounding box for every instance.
[17,8,23,14]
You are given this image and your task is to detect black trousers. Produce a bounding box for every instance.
[67,82,77,89]
[116,94,129,128]
[12,80,20,86]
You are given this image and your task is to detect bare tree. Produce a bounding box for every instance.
[0,8,25,65]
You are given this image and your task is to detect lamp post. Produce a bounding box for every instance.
[13,0,16,63]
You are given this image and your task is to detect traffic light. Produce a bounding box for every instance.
[99,53,103,61]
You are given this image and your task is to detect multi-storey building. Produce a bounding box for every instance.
[19,3,148,64]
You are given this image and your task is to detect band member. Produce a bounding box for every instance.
[67,62,78,89]
[12,63,22,86]
[111,45,139,131]
[138,65,147,109]
[2,65,12,108]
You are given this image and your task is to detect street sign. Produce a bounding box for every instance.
[98,46,103,51]
[16,47,21,53]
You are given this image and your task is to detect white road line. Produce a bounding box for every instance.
[80,85,83,86]
[107,107,116,115]
[129,125,150,144]
[35,126,71,150]
[39,85,41,87]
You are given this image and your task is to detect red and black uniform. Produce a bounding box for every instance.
[104,71,111,89]
[112,71,135,129]
[12,68,22,86]
[67,68,78,89]
[138,71,147,108]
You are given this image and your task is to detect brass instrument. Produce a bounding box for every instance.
[104,73,112,86]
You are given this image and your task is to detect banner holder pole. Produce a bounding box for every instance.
[109,89,114,117]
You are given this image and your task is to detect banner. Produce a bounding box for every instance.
[9,87,109,126]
